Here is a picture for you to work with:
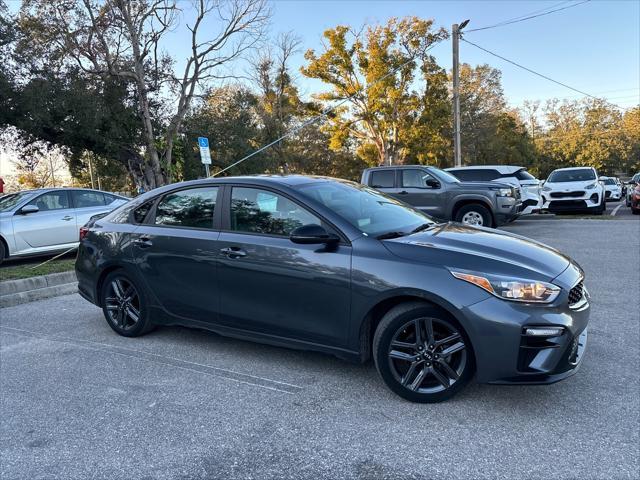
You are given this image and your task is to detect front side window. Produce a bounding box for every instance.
[370,170,395,188]
[230,187,320,236]
[155,187,218,229]
[72,191,105,208]
[297,181,434,238]
[401,169,437,188]
[28,192,70,211]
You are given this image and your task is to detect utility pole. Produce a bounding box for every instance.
[452,20,469,168]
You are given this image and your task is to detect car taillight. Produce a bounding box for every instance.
[79,226,89,241]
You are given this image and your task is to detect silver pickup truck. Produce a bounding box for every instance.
[361,165,522,227]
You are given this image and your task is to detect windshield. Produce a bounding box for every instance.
[428,167,460,183]
[0,192,35,212]
[515,169,536,181]
[603,178,616,185]
[296,181,434,238]
[547,169,595,183]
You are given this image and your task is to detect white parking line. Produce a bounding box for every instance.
[611,204,622,216]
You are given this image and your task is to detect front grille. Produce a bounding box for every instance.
[568,281,584,306]
[550,191,585,198]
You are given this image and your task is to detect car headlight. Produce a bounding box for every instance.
[493,188,513,197]
[450,271,561,303]
[585,183,597,190]
[542,186,552,192]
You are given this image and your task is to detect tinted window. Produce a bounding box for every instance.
[28,191,70,211]
[514,169,536,181]
[104,194,120,205]
[401,169,436,188]
[603,178,615,185]
[133,200,154,224]
[72,190,105,208]
[370,170,395,188]
[297,181,434,238]
[231,187,320,236]
[548,169,596,182]
[450,169,499,181]
[155,187,218,228]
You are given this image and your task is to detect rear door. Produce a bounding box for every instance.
[12,191,77,249]
[70,190,109,229]
[132,186,222,323]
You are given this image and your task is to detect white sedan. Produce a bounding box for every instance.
[0,188,128,264]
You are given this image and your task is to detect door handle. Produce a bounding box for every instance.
[398,191,409,195]
[220,247,247,258]
[133,236,153,248]
[62,215,74,221]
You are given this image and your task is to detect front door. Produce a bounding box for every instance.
[397,169,444,218]
[132,186,221,323]
[12,191,77,250]
[217,186,352,347]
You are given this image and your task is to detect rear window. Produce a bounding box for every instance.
[369,170,395,188]
[449,169,499,181]
[514,169,536,181]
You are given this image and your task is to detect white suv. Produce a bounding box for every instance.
[541,167,605,214]
[445,165,542,215]
[600,176,622,201]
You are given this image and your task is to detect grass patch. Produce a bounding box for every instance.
[0,257,76,281]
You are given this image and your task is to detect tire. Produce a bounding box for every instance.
[100,270,154,337]
[455,204,493,227]
[0,241,5,266]
[373,302,474,403]
[633,208,640,215]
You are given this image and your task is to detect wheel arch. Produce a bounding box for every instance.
[357,290,476,365]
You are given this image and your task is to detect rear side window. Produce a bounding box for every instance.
[72,191,105,208]
[104,194,120,205]
[133,201,154,224]
[369,170,395,188]
[155,187,218,229]
[514,169,536,181]
[230,187,320,236]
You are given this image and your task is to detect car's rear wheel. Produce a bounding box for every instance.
[373,302,474,403]
[0,241,5,266]
[455,204,493,227]
[101,270,154,337]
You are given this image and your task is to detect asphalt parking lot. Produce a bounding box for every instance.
[1,217,639,479]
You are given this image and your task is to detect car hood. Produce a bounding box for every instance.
[545,180,596,191]
[454,181,512,190]
[383,222,571,281]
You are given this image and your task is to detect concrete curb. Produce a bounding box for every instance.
[0,271,77,308]
[517,213,557,220]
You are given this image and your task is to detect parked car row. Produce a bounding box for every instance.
[0,188,128,264]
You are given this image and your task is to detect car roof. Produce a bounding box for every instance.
[10,187,126,196]
[550,166,595,172]
[445,165,525,174]
[161,174,343,188]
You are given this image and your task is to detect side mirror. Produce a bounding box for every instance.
[290,224,340,245]
[19,204,39,215]
[426,178,441,189]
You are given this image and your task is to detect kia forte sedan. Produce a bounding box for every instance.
[76,176,589,402]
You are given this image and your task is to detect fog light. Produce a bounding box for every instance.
[525,327,564,337]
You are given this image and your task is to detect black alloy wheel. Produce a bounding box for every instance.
[101,271,153,337]
[374,302,473,403]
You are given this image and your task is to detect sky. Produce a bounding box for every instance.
[2,0,639,178]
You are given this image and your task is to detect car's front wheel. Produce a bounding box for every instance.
[455,204,493,227]
[100,270,154,337]
[373,302,474,403]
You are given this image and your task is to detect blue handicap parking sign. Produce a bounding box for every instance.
[198,137,209,148]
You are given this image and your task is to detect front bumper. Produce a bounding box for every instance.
[495,197,522,224]
[460,278,590,384]
[542,191,602,212]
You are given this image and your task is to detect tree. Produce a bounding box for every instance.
[301,17,448,166]
[19,0,269,189]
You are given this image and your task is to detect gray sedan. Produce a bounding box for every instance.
[0,188,128,264]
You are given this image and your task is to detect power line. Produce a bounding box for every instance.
[212,41,444,177]
[466,0,591,33]
[461,38,625,110]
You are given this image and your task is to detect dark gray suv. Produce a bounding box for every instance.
[76,176,589,403]
[362,165,521,227]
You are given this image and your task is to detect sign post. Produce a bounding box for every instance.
[198,137,212,177]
